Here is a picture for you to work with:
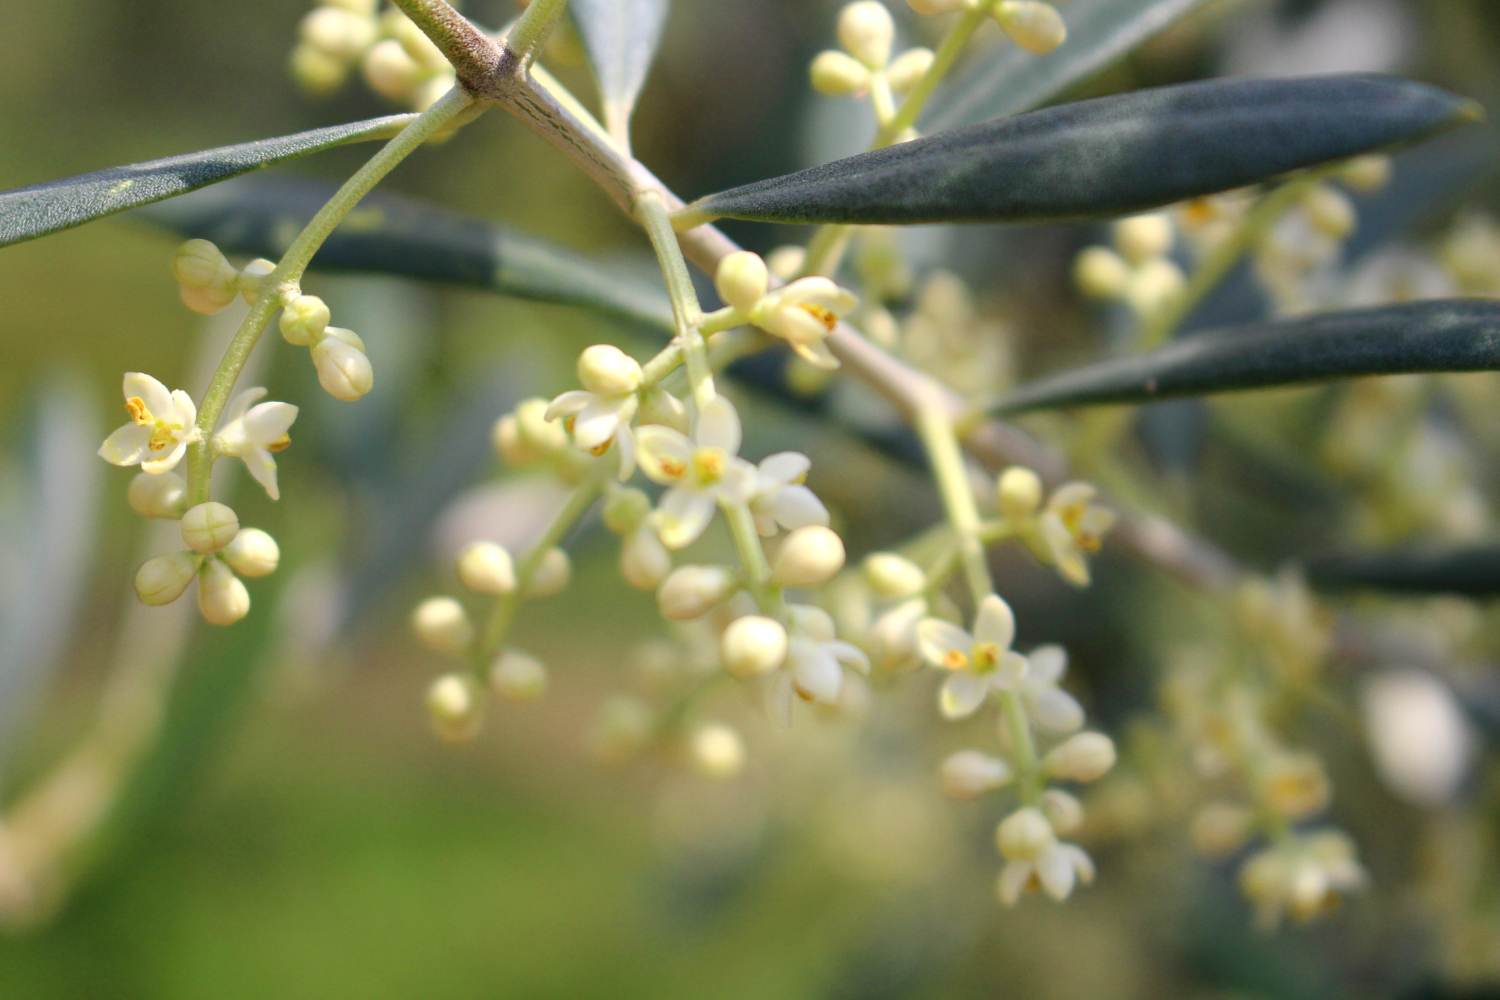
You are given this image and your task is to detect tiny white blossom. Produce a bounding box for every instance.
[635,396,757,550]
[916,594,1027,719]
[1039,483,1116,587]
[749,452,829,536]
[748,277,858,370]
[99,373,201,474]
[997,842,1095,905]
[212,387,299,500]
[765,603,870,727]
[545,347,642,482]
[1018,644,1085,734]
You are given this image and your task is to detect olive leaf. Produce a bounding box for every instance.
[1306,545,1500,597]
[677,75,1479,227]
[133,175,674,331]
[922,0,1214,132]
[991,299,1500,414]
[569,0,670,142]
[0,115,424,249]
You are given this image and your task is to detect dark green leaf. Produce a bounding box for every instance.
[680,75,1479,227]
[922,0,1214,132]
[569,0,670,137]
[993,299,1500,414]
[0,115,421,249]
[1306,545,1500,596]
[133,175,674,331]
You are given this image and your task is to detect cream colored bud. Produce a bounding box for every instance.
[1260,752,1330,820]
[237,258,276,304]
[324,0,377,14]
[451,544,511,597]
[720,615,789,679]
[290,42,350,95]
[997,466,1043,521]
[427,674,484,744]
[180,283,242,315]
[1043,731,1117,782]
[489,650,548,701]
[180,502,240,554]
[996,806,1055,861]
[690,724,746,780]
[1339,154,1391,192]
[1124,257,1185,317]
[198,558,251,626]
[766,246,807,282]
[1040,789,1084,835]
[411,74,454,112]
[715,251,770,311]
[863,552,925,599]
[311,335,374,401]
[134,550,200,606]
[658,565,740,621]
[300,5,377,61]
[771,525,846,589]
[1073,246,1131,300]
[907,0,965,14]
[279,294,331,346]
[128,470,187,519]
[362,38,422,100]
[525,547,571,598]
[412,596,474,656]
[620,529,672,591]
[492,414,527,465]
[604,488,653,534]
[639,389,690,434]
[1301,184,1356,241]
[810,50,871,96]
[321,325,366,352]
[1190,801,1254,857]
[839,1,895,68]
[886,48,935,94]
[171,239,235,290]
[517,397,569,452]
[939,750,1012,800]
[222,528,279,577]
[383,8,450,70]
[995,0,1066,53]
[1113,213,1174,265]
[577,344,643,396]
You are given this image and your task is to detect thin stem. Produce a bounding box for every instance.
[505,0,570,66]
[637,191,715,408]
[723,502,786,620]
[915,388,993,604]
[870,73,897,127]
[184,88,475,506]
[1001,688,1042,803]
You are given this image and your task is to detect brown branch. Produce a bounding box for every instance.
[388,0,503,95]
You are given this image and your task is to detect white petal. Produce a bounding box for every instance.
[787,603,836,643]
[997,860,1032,906]
[771,484,829,531]
[123,372,173,416]
[1035,844,1077,901]
[973,594,1016,650]
[1059,843,1094,885]
[750,503,780,537]
[1027,644,1068,684]
[1029,687,1085,734]
[695,395,741,455]
[545,389,594,420]
[634,425,693,485]
[614,426,636,482]
[1041,512,1090,586]
[1048,482,1097,513]
[224,386,266,424]
[244,401,298,445]
[940,671,991,719]
[241,448,281,501]
[715,457,759,505]
[765,670,795,728]
[98,423,151,466]
[916,618,972,669]
[992,650,1030,691]
[789,640,842,704]
[826,640,870,676]
[169,389,198,427]
[791,338,841,370]
[141,438,187,474]
[758,451,810,488]
[653,488,715,550]
[572,397,625,451]
[1080,506,1116,538]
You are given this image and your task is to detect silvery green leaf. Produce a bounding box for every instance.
[0,115,422,249]
[1306,545,1500,597]
[922,0,1214,133]
[569,0,671,139]
[992,299,1500,414]
[135,175,674,331]
[680,76,1478,226]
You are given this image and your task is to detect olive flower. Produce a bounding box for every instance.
[916,594,1028,719]
[1039,483,1116,587]
[99,372,200,474]
[635,395,757,550]
[749,452,829,536]
[212,387,299,500]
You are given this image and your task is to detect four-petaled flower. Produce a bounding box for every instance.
[748,277,858,369]
[916,594,1027,719]
[635,395,757,549]
[212,387,299,501]
[1017,644,1085,735]
[766,603,871,726]
[1039,483,1116,587]
[99,372,201,474]
[749,451,829,536]
[997,841,1096,906]
[545,390,638,482]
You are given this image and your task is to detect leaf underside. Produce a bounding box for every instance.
[0,115,418,250]
[569,0,670,130]
[992,299,1500,414]
[686,75,1478,226]
[1306,545,1500,596]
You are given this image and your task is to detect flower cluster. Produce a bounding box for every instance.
[1073,213,1186,320]
[290,0,456,111]
[713,252,858,368]
[810,1,934,127]
[907,0,1068,55]
[134,502,279,626]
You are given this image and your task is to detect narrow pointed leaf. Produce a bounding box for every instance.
[569,0,670,137]
[1306,545,1500,597]
[134,175,674,330]
[923,0,1214,132]
[0,115,424,249]
[993,300,1500,414]
[679,75,1478,227]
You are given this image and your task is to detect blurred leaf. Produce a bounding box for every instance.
[0,115,424,249]
[569,0,671,139]
[135,175,674,331]
[680,76,1478,226]
[993,299,1500,414]
[1306,545,1500,596]
[922,0,1214,133]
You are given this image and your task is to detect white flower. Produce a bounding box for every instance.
[545,347,643,482]
[765,603,870,727]
[635,395,757,550]
[99,373,201,474]
[1038,483,1116,587]
[997,841,1095,905]
[869,597,928,673]
[212,387,298,500]
[916,594,1027,720]
[1240,830,1367,928]
[1018,644,1085,735]
[749,452,829,536]
[748,278,857,370]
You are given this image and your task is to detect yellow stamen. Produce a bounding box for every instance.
[797,303,838,333]
[659,456,686,479]
[125,397,151,426]
[267,435,292,453]
[126,397,179,453]
[943,648,968,671]
[973,642,999,672]
[693,447,726,485]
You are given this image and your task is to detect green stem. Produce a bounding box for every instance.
[184,87,475,506]
[915,390,993,604]
[722,501,786,620]
[1001,688,1042,804]
[505,0,570,65]
[637,191,715,408]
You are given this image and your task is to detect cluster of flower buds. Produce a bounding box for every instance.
[810,2,934,113]
[714,252,858,369]
[1073,213,1186,319]
[134,501,279,626]
[896,270,1014,399]
[907,0,1067,55]
[1256,157,1389,312]
[278,289,375,402]
[290,0,456,111]
[171,239,276,316]
[997,467,1116,588]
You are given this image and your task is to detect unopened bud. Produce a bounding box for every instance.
[362,38,422,100]
[907,0,965,13]
[321,325,366,352]
[995,0,1067,54]
[1043,731,1117,782]
[427,673,484,744]
[1040,789,1084,835]
[411,74,454,112]
[412,596,474,656]
[689,724,746,780]
[996,806,1055,861]
[604,488,653,534]
[577,344,643,396]
[863,552,924,599]
[128,470,187,519]
[1301,184,1356,241]
[770,525,846,589]
[290,43,350,95]
[383,8,450,70]
[279,294,330,346]
[324,0,377,14]
[621,529,672,591]
[1124,257,1185,317]
[237,258,277,304]
[517,397,569,454]
[526,547,571,598]
[1113,213,1174,265]
[300,5,377,61]
[720,615,789,679]
[135,550,200,606]
[839,0,895,68]
[489,650,548,701]
[1339,154,1390,192]
[766,246,807,281]
[457,541,516,595]
[658,564,740,621]
[222,528,279,577]
[171,239,236,291]
[715,251,770,311]
[181,502,240,554]
[885,47,935,93]
[198,558,251,626]
[639,389,690,434]
[810,50,871,96]
[1073,246,1131,300]
[997,466,1043,521]
[1191,801,1254,856]
[311,335,374,401]
[939,750,1012,800]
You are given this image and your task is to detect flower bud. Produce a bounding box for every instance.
[290,42,350,95]
[492,414,527,465]
[300,5,376,61]
[222,528,279,577]
[1073,246,1131,300]
[994,0,1067,54]
[863,552,924,599]
[715,251,770,312]
[516,397,569,455]
[577,344,643,396]
[279,294,330,346]
[720,615,789,679]
[411,74,454,112]
[939,750,1012,800]
[1124,257,1185,317]
[689,724,746,780]
[526,547,572,598]
[604,487,653,534]
[134,550,200,606]
[383,8,450,69]
[885,47,934,94]
[1260,752,1330,820]
[996,806,1055,861]
[1301,184,1356,241]
[838,1,895,69]
[1043,731,1117,782]
[362,38,422,101]
[997,466,1043,521]
[766,246,807,282]
[770,525,846,589]
[237,258,277,304]
[638,389,690,434]
[198,558,251,626]
[171,239,236,291]
[179,283,242,315]
[1040,789,1084,835]
[907,0,965,13]
[1339,154,1390,192]
[490,650,548,701]
[324,0,377,14]
[658,565,740,621]
[181,502,240,554]
[1190,801,1254,857]
[412,596,474,656]
[311,335,374,401]
[128,470,187,519]
[321,325,366,352]
[457,541,516,595]
[621,529,672,591]
[809,50,871,96]
[1112,213,1174,265]
[427,673,484,744]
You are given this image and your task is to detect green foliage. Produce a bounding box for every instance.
[570,0,671,135]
